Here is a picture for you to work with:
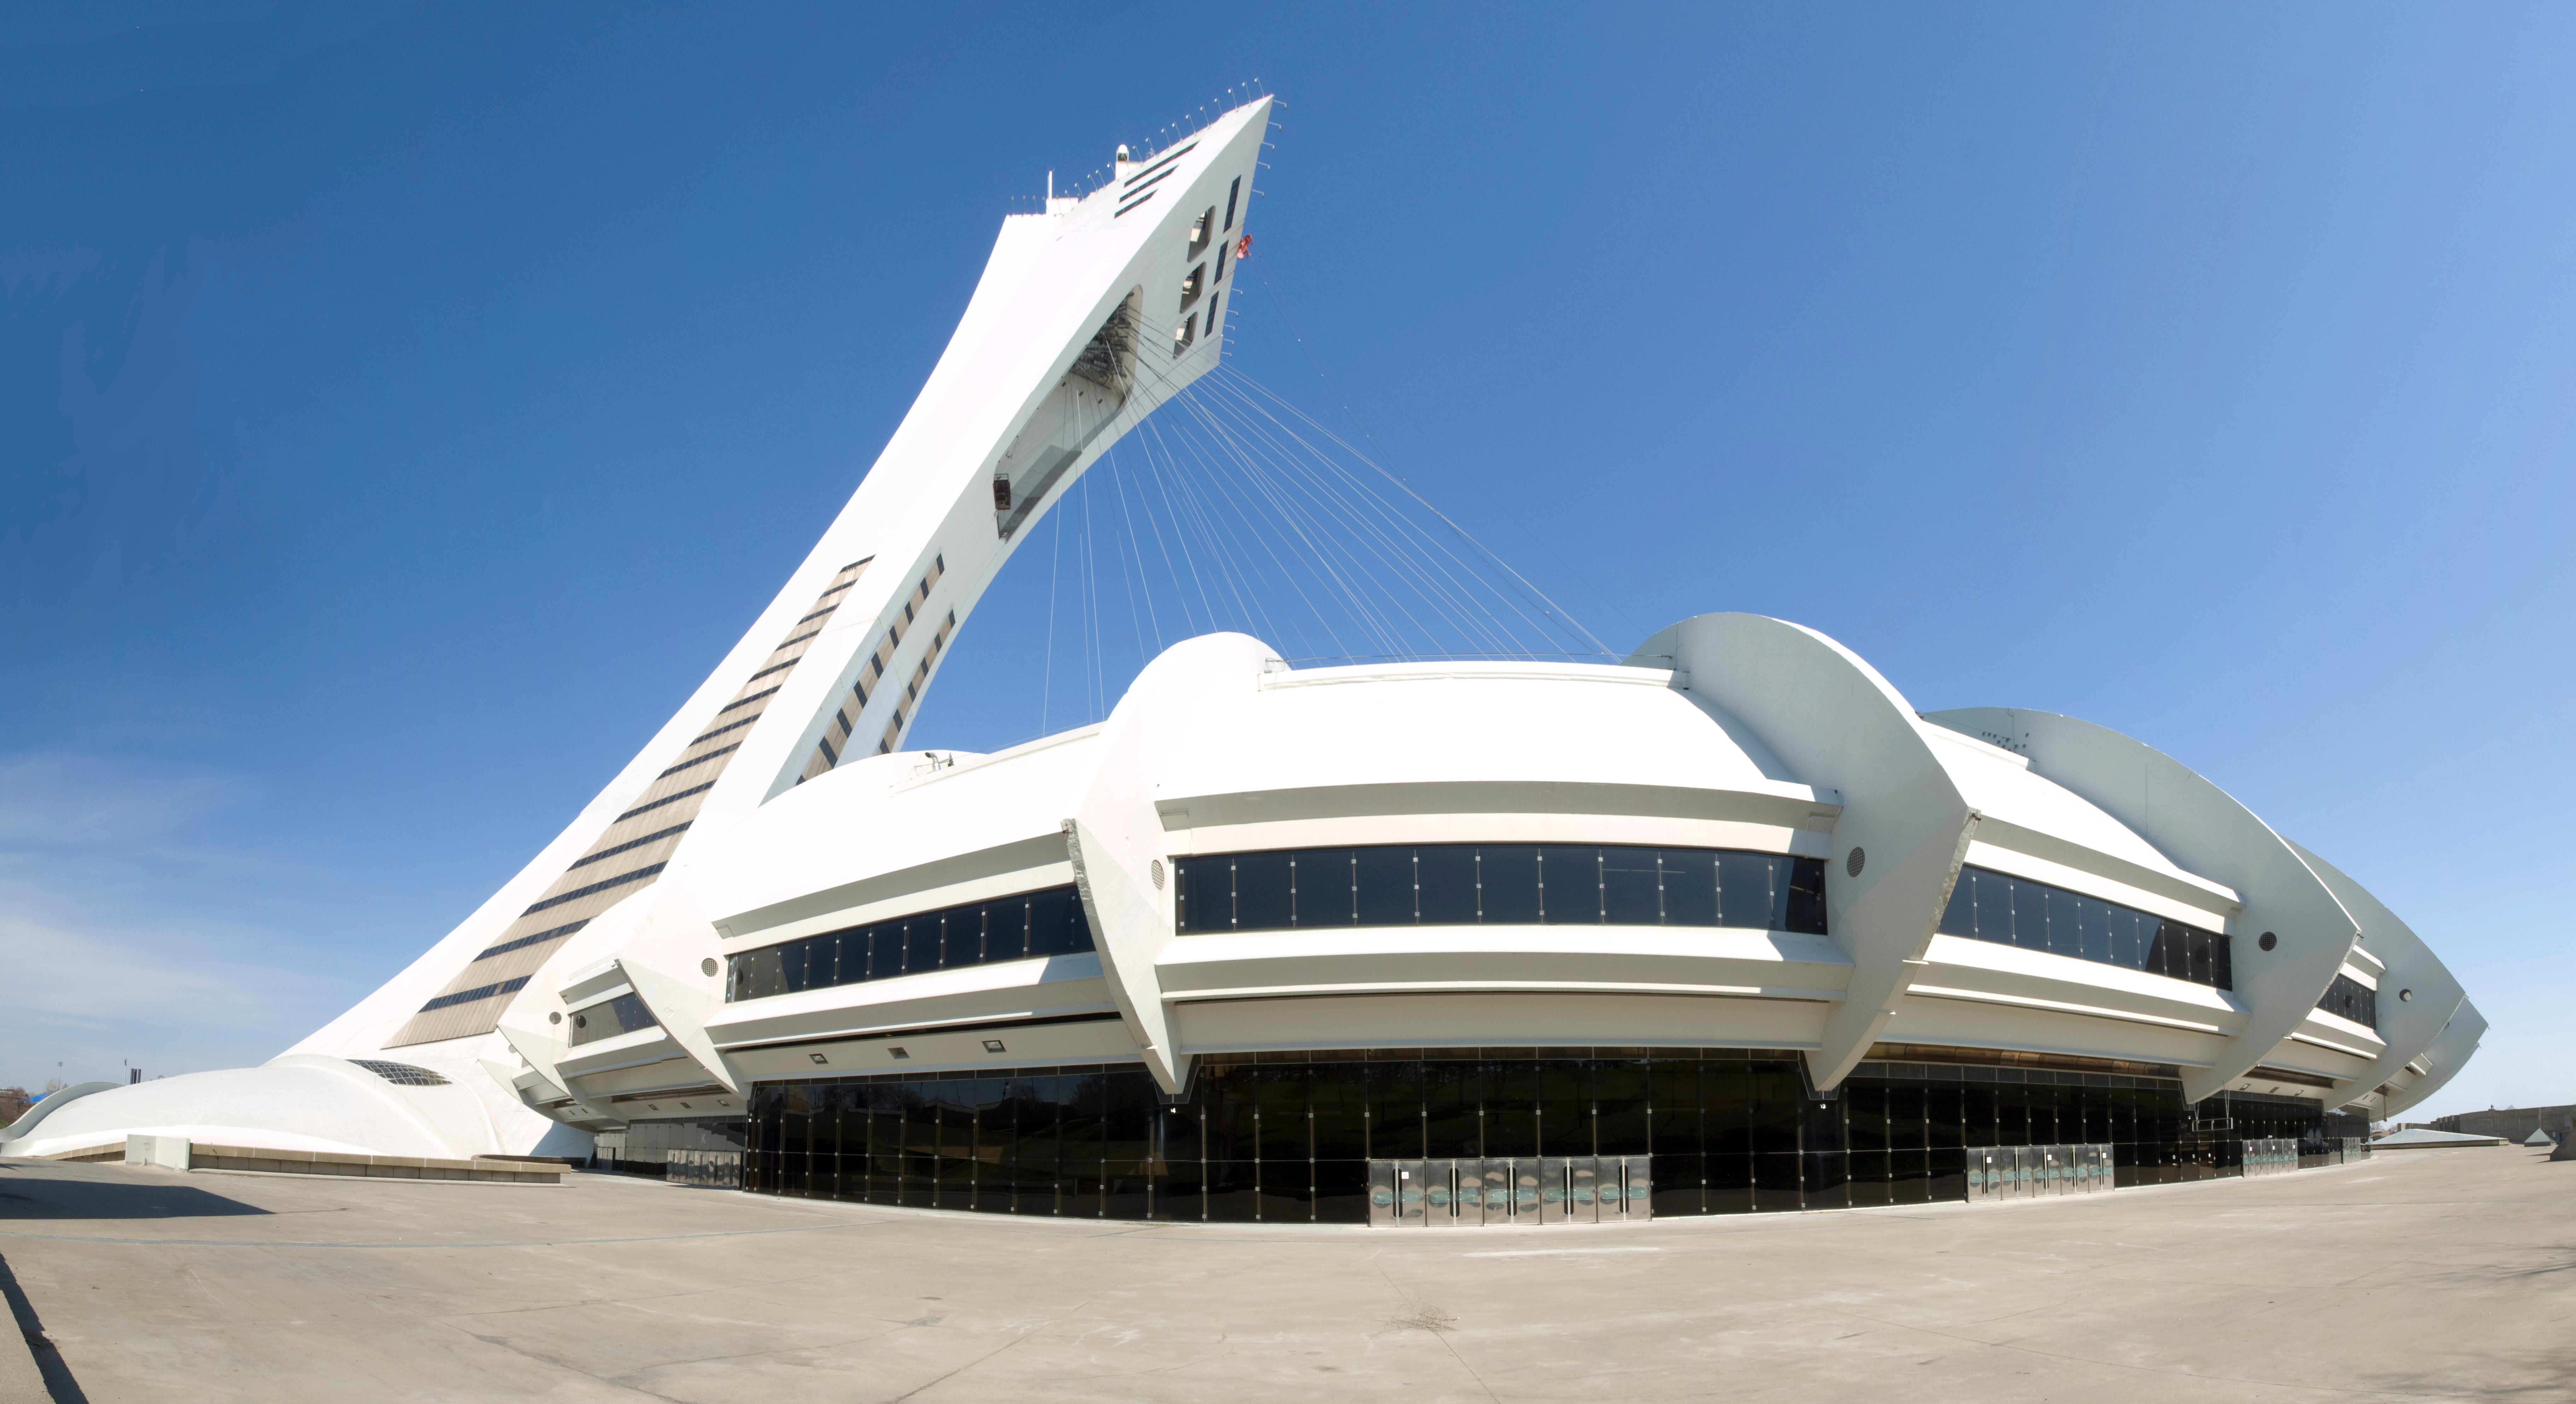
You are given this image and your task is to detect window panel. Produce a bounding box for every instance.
[1662,850,1719,926]
[1943,866,2232,990]
[1784,857,1829,934]
[1029,887,1089,957]
[1415,845,1479,926]
[1355,847,1416,926]
[1540,845,1601,924]
[1601,846,1663,926]
[2010,879,2050,951]
[1600,1060,1659,1155]
[725,884,1093,1001]
[2074,895,2112,963]
[1716,852,1777,930]
[1846,1081,1888,1152]
[1423,1060,1481,1158]
[947,904,985,967]
[1483,1062,1539,1158]
[1538,1060,1593,1155]
[1310,1070,1368,1160]
[1232,851,1294,932]
[1294,849,1355,927]
[1174,855,1220,932]
[1366,1062,1425,1160]
[1256,1066,1310,1161]
[1649,1063,1702,1155]
[986,901,1027,963]
[1477,845,1542,925]
[2044,888,2083,959]
[2318,973,2378,1028]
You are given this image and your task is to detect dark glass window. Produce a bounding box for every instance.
[1937,865,2232,991]
[1478,845,1542,925]
[746,1050,2212,1223]
[1416,845,1479,926]
[1296,850,1354,927]
[1233,851,1293,931]
[1662,849,1718,926]
[1541,845,1601,923]
[726,883,1094,1002]
[568,990,659,1045]
[1601,846,1662,926]
[1171,844,1829,935]
[1717,851,1781,930]
[2317,973,2377,1029]
[1355,847,1416,926]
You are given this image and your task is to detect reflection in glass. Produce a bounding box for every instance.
[1174,844,1831,936]
[743,1051,2272,1223]
[1939,865,2232,990]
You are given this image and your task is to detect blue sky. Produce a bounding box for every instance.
[3,3,2568,1119]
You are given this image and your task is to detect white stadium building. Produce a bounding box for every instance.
[3,96,2483,1224]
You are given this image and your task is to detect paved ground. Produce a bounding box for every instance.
[1,1147,2569,1402]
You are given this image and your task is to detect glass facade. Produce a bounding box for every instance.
[2317,973,2378,1028]
[727,884,1093,1002]
[1938,866,2233,990]
[1175,845,1829,936]
[742,1047,2340,1220]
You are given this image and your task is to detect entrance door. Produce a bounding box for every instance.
[1567,1157,1606,1223]
[1365,1156,1653,1226]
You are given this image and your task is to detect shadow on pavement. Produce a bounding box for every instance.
[0,1168,271,1222]
[0,1251,88,1403]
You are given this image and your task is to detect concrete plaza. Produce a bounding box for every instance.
[2,1145,2568,1402]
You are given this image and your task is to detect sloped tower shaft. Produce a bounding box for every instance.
[309,100,1272,1060]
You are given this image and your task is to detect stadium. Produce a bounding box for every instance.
[0,95,2482,1226]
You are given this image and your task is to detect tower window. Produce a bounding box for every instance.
[1224,176,1240,232]
[1216,237,1229,284]
[1172,314,1196,356]
[1189,206,1215,257]
[1204,291,1220,335]
[1180,263,1206,310]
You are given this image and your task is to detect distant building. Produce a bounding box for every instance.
[2373,1127,2507,1150]
[2434,1105,2575,1144]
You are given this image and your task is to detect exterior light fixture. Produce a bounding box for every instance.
[701,958,719,977]
[984,1039,1007,1053]
[889,1047,910,1060]
[810,1053,829,1065]
[549,1012,562,1025]
[2258,932,2278,951]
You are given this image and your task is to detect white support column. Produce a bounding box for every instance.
[1059,634,1278,1094]
[2286,839,2468,1109]
[1925,708,2358,1104]
[2382,1000,2487,1119]
[1630,613,1975,1091]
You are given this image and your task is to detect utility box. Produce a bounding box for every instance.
[124,1134,190,1170]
